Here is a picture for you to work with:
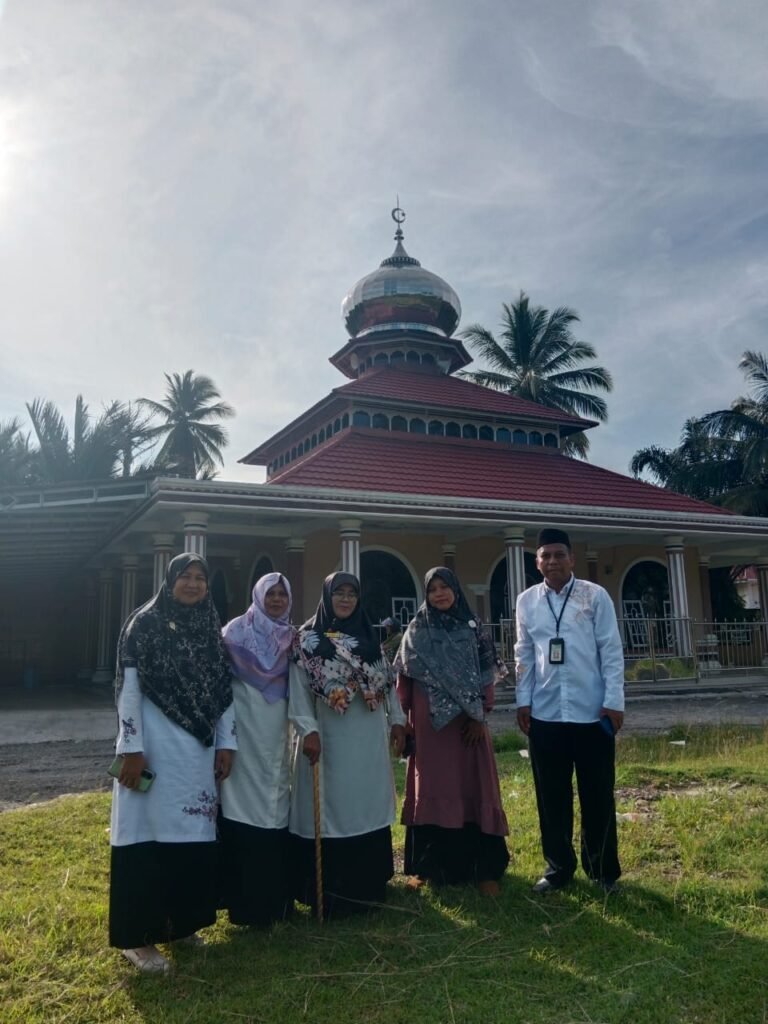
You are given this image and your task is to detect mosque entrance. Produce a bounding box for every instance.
[489,553,542,622]
[360,550,418,627]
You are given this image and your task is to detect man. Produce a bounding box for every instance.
[514,528,624,894]
[381,616,404,663]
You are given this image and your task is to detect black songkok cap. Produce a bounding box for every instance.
[537,528,571,550]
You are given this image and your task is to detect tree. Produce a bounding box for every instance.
[459,292,613,457]
[139,371,234,478]
[25,396,129,483]
[0,418,35,486]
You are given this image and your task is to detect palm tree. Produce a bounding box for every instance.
[458,292,613,457]
[25,396,128,483]
[0,418,35,486]
[139,371,234,478]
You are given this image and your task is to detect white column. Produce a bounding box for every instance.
[92,568,115,683]
[665,536,691,655]
[152,533,175,592]
[183,512,209,559]
[339,519,361,580]
[503,527,526,619]
[120,556,139,623]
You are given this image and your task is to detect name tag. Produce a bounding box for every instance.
[549,638,565,664]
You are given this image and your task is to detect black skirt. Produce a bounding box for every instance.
[405,823,509,885]
[109,841,218,949]
[219,817,293,926]
[291,826,394,919]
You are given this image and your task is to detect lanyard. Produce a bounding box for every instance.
[545,578,574,637]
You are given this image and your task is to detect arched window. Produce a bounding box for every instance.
[372,413,389,430]
[497,427,511,443]
[353,410,371,427]
[445,421,461,437]
[341,412,350,428]
[544,433,558,448]
[390,350,405,366]
[333,418,341,434]
[462,423,478,439]
[479,425,493,441]
[406,350,420,364]
[392,415,408,432]
[513,429,527,445]
[318,427,325,443]
[529,431,543,446]
[311,433,317,449]
[291,446,297,459]
[297,441,304,456]
[410,418,426,434]
[278,454,284,467]
[428,420,445,436]
[422,352,435,365]
[374,352,388,365]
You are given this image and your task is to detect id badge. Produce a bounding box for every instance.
[549,638,565,664]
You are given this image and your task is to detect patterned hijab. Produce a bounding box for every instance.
[293,571,392,714]
[394,566,507,731]
[115,553,233,746]
[222,572,294,702]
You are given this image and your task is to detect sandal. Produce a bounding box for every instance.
[121,945,171,973]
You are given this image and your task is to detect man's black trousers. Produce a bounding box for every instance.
[528,717,621,886]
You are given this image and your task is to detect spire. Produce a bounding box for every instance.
[381,199,420,268]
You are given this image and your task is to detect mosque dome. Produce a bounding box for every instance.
[341,208,461,340]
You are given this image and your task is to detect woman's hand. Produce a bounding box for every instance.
[390,724,406,757]
[215,749,234,781]
[118,752,147,789]
[461,718,487,747]
[303,731,321,765]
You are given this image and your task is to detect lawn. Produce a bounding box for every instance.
[1,725,766,1024]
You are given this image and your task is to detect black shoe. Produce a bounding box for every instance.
[596,879,620,894]
[532,877,569,895]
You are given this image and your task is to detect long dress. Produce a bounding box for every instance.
[397,675,509,885]
[219,679,293,925]
[288,660,406,917]
[109,667,236,948]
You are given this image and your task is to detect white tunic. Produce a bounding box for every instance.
[110,666,237,847]
[288,661,406,840]
[219,679,291,829]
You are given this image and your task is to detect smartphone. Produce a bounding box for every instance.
[107,756,156,792]
[599,715,615,737]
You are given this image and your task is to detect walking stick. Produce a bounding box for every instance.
[312,760,324,924]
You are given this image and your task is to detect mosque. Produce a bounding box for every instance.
[2,210,768,689]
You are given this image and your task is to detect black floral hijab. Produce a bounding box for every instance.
[115,553,233,746]
[394,566,507,731]
[293,571,393,713]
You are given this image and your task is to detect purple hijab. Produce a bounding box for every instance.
[222,572,293,703]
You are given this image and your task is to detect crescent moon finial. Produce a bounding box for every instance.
[391,195,406,241]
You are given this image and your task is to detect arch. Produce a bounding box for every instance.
[392,415,408,432]
[479,425,494,441]
[341,412,350,428]
[428,420,444,436]
[278,453,284,467]
[488,551,543,622]
[246,554,274,606]
[422,352,435,365]
[372,413,389,430]
[529,431,543,446]
[406,350,420,364]
[462,423,478,439]
[291,446,297,459]
[359,547,421,626]
[410,418,426,434]
[352,410,370,427]
[544,432,558,448]
[445,421,461,437]
[512,429,527,445]
[373,352,388,366]
[620,558,669,618]
[311,433,317,449]
[497,427,511,443]
[390,350,405,366]
[333,418,341,434]
[318,427,325,443]
[297,441,304,456]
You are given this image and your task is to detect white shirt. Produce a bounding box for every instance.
[514,576,624,722]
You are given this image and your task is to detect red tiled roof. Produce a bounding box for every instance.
[268,428,727,515]
[335,367,594,429]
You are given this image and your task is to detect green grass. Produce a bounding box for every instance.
[2,725,767,1024]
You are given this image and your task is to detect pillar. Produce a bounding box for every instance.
[339,519,361,580]
[441,543,456,572]
[183,512,209,559]
[92,568,115,683]
[284,538,306,623]
[586,550,599,584]
[152,533,175,592]
[698,556,713,622]
[665,536,691,655]
[120,555,139,624]
[503,527,526,619]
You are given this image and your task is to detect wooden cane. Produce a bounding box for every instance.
[312,760,324,924]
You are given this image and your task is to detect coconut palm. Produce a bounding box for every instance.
[0,418,35,486]
[25,396,129,483]
[459,292,613,457]
[139,371,234,478]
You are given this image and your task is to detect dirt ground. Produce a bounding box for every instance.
[1,690,765,814]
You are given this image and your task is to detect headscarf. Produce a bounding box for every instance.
[394,566,507,731]
[222,572,294,702]
[115,552,233,746]
[293,571,393,713]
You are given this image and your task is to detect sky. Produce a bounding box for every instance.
[1,0,767,483]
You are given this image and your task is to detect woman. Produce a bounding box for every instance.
[394,566,509,894]
[220,572,294,926]
[109,553,236,973]
[289,571,406,918]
